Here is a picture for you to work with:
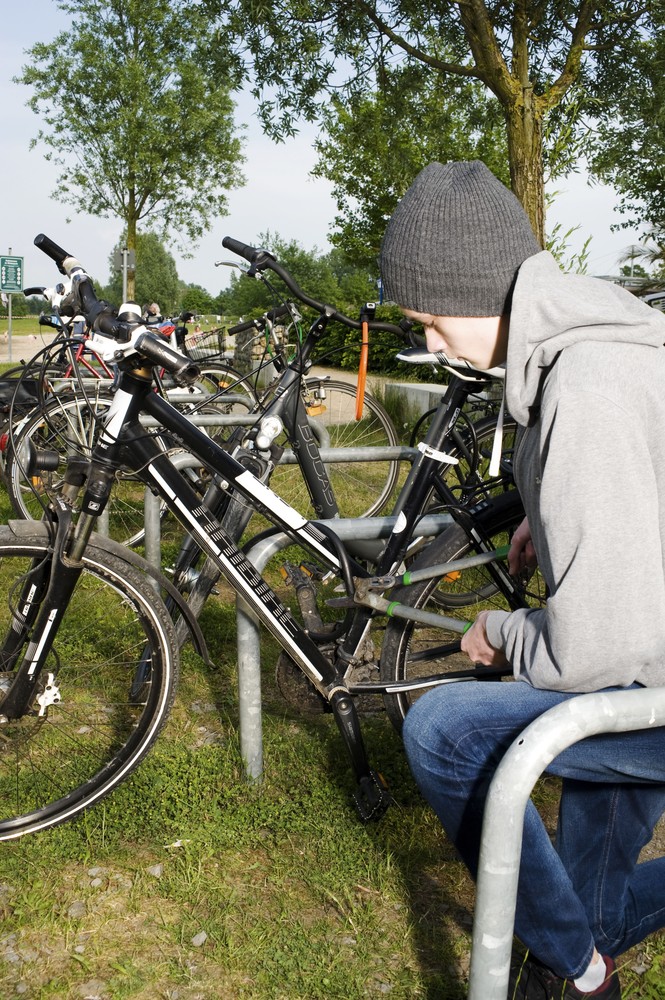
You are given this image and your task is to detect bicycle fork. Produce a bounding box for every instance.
[0,498,85,722]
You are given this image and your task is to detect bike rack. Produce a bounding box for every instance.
[467,686,665,999]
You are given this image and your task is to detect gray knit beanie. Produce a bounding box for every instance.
[379,161,540,316]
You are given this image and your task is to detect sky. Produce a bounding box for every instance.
[1,1,645,300]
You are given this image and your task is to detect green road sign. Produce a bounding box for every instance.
[0,256,24,293]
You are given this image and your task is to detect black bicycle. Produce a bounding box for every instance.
[163,247,517,636]
[0,234,542,841]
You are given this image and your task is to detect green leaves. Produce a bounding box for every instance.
[588,8,665,240]
[16,0,245,253]
[313,60,508,266]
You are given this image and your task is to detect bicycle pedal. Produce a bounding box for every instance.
[278,562,298,586]
[354,769,392,823]
[299,561,327,581]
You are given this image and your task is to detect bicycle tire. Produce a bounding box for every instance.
[270,378,401,518]
[4,387,216,548]
[198,364,258,405]
[379,491,546,732]
[0,524,179,840]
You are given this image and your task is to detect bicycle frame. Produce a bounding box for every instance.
[3,365,395,816]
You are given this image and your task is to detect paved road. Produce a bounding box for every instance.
[0,334,59,366]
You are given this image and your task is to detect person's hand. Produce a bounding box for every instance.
[460,610,508,667]
[508,517,538,576]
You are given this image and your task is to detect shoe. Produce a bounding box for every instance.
[508,953,621,999]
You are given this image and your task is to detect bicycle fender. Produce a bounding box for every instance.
[5,521,210,666]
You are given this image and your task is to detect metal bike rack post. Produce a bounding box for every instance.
[142,451,208,579]
[467,686,665,1000]
[239,512,453,781]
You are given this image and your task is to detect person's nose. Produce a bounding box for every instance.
[425,328,446,352]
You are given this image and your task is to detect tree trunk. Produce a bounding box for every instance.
[127,190,137,301]
[505,86,545,247]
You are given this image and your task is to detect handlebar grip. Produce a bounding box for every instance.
[135,332,201,386]
[228,303,294,336]
[267,304,293,322]
[38,313,62,330]
[228,317,259,335]
[222,236,276,265]
[221,236,258,262]
[23,286,46,297]
[34,234,72,273]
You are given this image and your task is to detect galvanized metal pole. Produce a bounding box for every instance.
[7,247,12,364]
[468,687,665,1000]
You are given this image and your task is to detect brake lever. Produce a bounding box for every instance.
[214,259,251,273]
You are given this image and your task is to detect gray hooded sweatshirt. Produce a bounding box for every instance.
[484,251,665,692]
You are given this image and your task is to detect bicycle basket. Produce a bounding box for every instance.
[184,329,225,361]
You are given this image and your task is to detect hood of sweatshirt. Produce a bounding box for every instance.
[506,251,665,425]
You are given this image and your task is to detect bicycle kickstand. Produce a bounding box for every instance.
[329,689,392,822]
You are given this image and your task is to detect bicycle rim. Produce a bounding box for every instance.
[379,492,546,732]
[0,528,178,840]
[270,379,401,518]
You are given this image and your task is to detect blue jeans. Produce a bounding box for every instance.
[402,680,665,979]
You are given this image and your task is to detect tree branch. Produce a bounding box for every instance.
[455,0,516,103]
[355,1,483,81]
[511,0,530,85]
[540,0,598,112]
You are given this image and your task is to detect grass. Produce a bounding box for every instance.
[1,315,46,338]
[0,448,665,997]
[0,622,473,999]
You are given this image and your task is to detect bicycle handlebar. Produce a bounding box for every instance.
[33,233,200,386]
[222,235,412,340]
[134,331,201,385]
[221,236,276,266]
[33,234,73,274]
[228,303,294,336]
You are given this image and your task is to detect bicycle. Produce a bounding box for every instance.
[2,291,256,543]
[155,310,257,409]
[0,233,541,841]
[224,306,401,519]
[162,248,515,642]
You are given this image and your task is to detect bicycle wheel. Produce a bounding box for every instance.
[0,525,179,840]
[448,412,516,498]
[4,389,153,543]
[270,378,401,518]
[198,364,258,404]
[379,491,546,732]
[418,411,517,505]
